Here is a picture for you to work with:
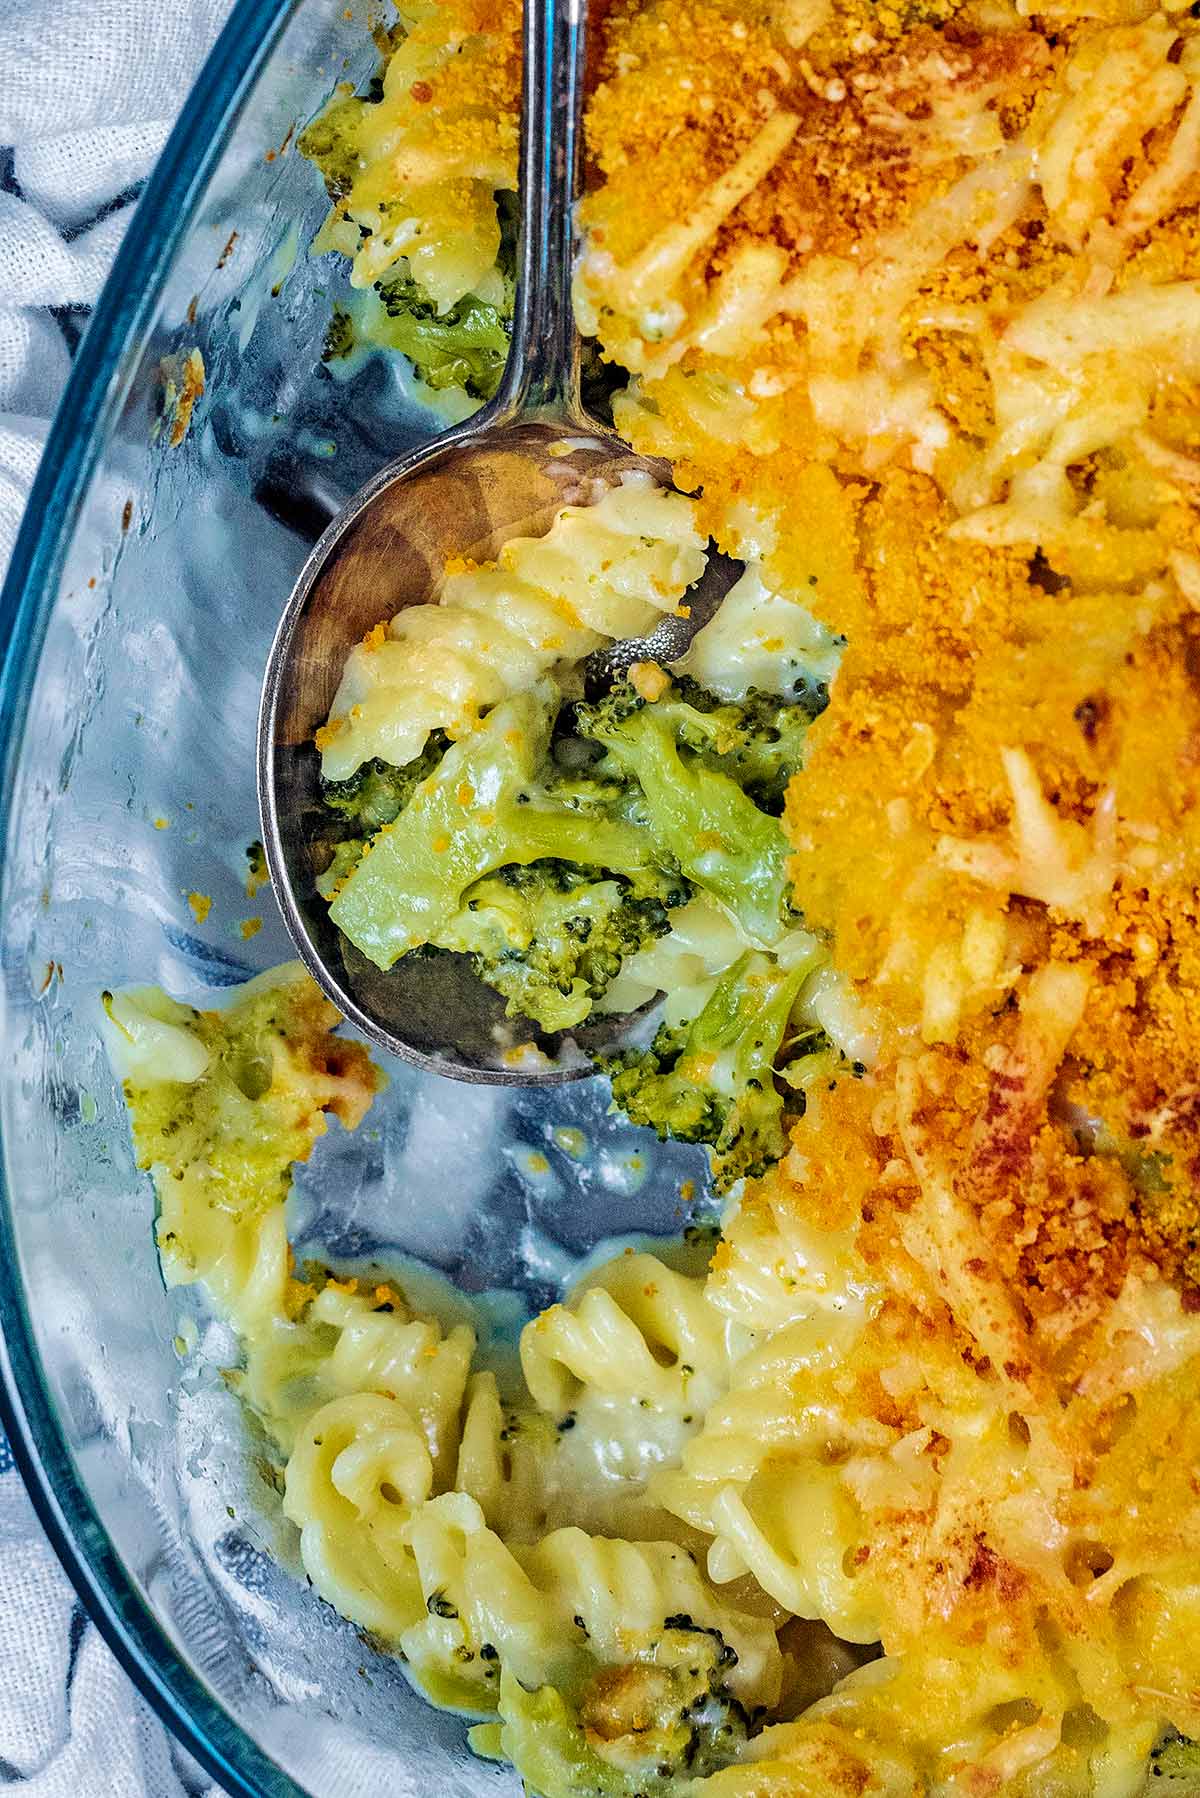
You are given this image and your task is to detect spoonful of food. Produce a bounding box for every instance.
[258,0,743,1085]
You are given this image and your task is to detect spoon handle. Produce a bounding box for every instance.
[498,0,588,422]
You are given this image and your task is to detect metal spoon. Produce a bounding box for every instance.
[257,0,739,1085]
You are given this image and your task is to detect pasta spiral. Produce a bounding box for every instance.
[305,0,521,311]
[159,1194,292,1337]
[672,563,840,705]
[647,1191,886,1643]
[520,1251,742,1424]
[283,1392,430,1640]
[692,1650,1163,1798]
[303,1281,476,1488]
[399,1490,783,1712]
[319,476,708,781]
[111,963,1200,1795]
[255,1280,559,1639]
[654,1317,883,1644]
[452,1370,556,1539]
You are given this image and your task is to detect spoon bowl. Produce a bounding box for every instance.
[259,421,691,1083]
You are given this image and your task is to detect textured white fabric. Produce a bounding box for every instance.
[0,1,233,1789]
[0,0,230,575]
[0,1446,223,1794]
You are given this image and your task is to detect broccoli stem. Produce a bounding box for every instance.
[589,709,792,948]
[329,691,661,970]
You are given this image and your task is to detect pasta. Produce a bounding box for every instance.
[595,894,762,1022]
[671,562,839,706]
[520,1251,739,1420]
[318,475,707,781]
[400,1494,783,1713]
[105,975,800,1778]
[301,0,520,311]
[108,938,1200,1794]
[517,1250,748,1538]
[283,1392,431,1638]
[102,969,379,1330]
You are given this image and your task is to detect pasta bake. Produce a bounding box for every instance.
[104,0,1200,1791]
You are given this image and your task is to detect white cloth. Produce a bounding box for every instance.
[0,1436,220,1796]
[0,0,230,572]
[0,1,233,1788]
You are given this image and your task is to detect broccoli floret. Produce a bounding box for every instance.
[597,948,823,1191]
[654,676,819,814]
[298,96,367,202]
[328,687,670,972]
[101,966,381,1218]
[543,768,636,816]
[321,305,356,364]
[373,275,512,401]
[321,739,449,835]
[576,686,794,948]
[572,681,651,739]
[436,861,684,1031]
[323,703,686,1020]
[578,676,818,815]
[493,1628,754,1795]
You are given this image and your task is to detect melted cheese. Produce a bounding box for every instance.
[672,563,840,702]
[320,477,706,781]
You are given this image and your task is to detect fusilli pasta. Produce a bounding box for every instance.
[319,476,707,781]
[106,0,1200,1785]
[303,0,521,311]
[108,957,1200,1796]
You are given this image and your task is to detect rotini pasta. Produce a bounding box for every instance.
[520,1251,739,1422]
[283,1392,431,1639]
[109,952,1200,1795]
[302,0,521,311]
[451,1370,556,1539]
[399,1492,783,1714]
[653,1202,883,1641]
[318,475,707,781]
[672,563,839,707]
[301,1281,477,1486]
[514,1250,750,1540]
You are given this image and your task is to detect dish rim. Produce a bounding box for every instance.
[0,0,320,1789]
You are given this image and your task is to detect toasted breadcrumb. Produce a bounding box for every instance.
[588,0,1200,1324]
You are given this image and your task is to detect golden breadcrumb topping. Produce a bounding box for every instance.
[579,8,1200,1756]
[584,0,1200,1332]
